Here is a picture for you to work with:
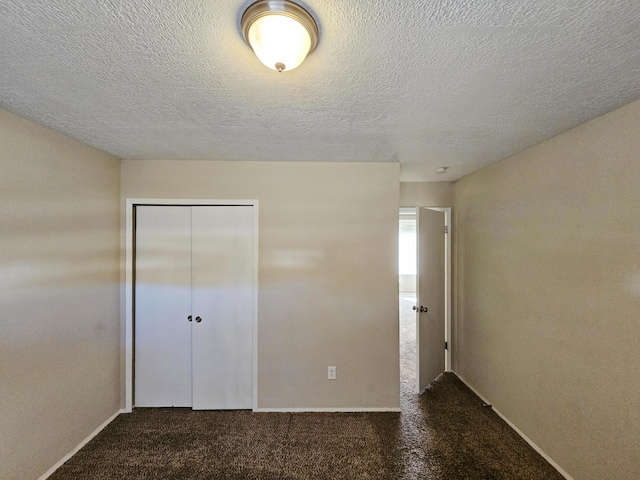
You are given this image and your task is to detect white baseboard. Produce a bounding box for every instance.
[39,409,125,480]
[456,375,574,480]
[254,407,402,413]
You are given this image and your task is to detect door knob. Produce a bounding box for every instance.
[195,316,202,323]
[412,305,418,311]
[187,315,192,322]
[420,306,428,313]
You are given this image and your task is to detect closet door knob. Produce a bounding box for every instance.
[195,316,202,323]
[187,315,192,322]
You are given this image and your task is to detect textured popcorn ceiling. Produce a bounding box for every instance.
[1,0,639,181]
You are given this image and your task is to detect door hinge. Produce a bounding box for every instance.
[444,226,448,234]
[445,341,448,350]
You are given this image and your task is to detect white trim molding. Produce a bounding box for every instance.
[255,407,402,413]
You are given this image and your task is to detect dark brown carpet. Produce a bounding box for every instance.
[48,297,563,479]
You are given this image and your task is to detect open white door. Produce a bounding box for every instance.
[416,208,445,392]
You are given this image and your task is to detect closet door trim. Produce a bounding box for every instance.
[124,198,259,412]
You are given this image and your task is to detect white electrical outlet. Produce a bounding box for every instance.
[328,366,336,380]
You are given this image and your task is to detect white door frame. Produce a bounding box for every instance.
[399,206,452,372]
[124,198,259,412]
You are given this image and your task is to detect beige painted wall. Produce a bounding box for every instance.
[400,181,453,206]
[0,110,121,479]
[121,160,400,409]
[453,100,640,479]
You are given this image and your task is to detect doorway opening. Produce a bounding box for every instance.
[399,207,451,395]
[399,208,418,394]
[398,208,417,394]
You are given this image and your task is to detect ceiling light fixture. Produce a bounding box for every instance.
[436,167,448,174]
[241,0,319,72]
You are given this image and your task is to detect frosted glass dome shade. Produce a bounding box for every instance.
[241,1,319,72]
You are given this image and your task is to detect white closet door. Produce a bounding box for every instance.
[191,206,254,410]
[134,206,193,407]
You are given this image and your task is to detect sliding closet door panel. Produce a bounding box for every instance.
[191,206,254,410]
[134,206,192,407]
